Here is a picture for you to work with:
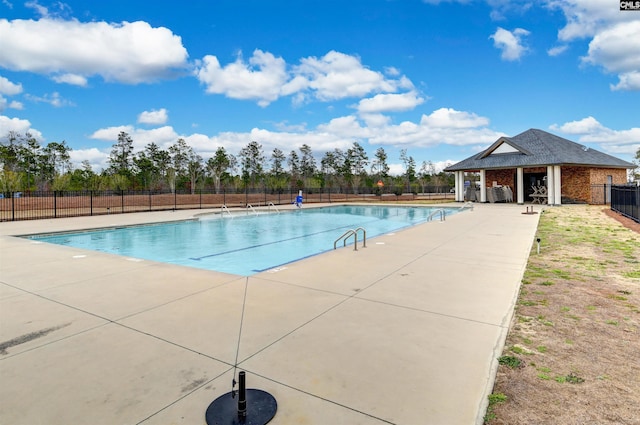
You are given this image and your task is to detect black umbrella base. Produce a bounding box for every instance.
[205,389,277,425]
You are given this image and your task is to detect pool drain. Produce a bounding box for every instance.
[205,371,277,425]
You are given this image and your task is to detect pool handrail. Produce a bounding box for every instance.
[267,202,280,214]
[459,202,474,211]
[221,204,233,218]
[427,208,446,222]
[333,227,366,251]
[334,229,358,251]
[355,227,367,248]
[246,204,259,216]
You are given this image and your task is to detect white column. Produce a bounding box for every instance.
[553,166,562,205]
[480,169,486,203]
[454,172,460,201]
[547,165,554,205]
[517,167,524,204]
[457,171,464,201]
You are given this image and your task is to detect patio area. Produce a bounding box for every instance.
[0,203,540,425]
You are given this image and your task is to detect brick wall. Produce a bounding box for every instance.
[589,168,627,185]
[485,169,514,188]
[483,166,628,204]
[560,166,590,202]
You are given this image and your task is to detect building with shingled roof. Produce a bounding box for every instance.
[444,129,635,205]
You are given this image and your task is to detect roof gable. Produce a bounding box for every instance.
[479,137,532,158]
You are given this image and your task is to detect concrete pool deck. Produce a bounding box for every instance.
[0,203,541,425]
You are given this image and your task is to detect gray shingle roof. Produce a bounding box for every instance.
[444,129,635,171]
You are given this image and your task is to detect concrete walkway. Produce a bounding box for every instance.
[0,203,540,425]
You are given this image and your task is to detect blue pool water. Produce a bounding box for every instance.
[28,205,458,275]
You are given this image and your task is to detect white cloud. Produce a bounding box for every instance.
[490,27,530,61]
[196,50,288,107]
[610,71,640,91]
[295,51,402,101]
[550,116,640,156]
[0,76,23,95]
[90,125,135,142]
[550,0,632,42]
[52,73,88,86]
[0,76,23,112]
[356,92,425,114]
[138,108,168,125]
[0,18,189,84]
[195,49,414,107]
[581,21,640,91]
[547,0,640,91]
[0,115,43,139]
[547,45,568,57]
[24,91,72,107]
[0,98,23,111]
[421,108,490,128]
[24,0,48,17]
[68,147,110,172]
[550,116,604,133]
[73,104,506,174]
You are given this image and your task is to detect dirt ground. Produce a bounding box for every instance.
[487,205,640,425]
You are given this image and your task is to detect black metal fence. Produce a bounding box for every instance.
[611,184,640,223]
[0,186,454,222]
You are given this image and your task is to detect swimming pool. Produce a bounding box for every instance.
[28,205,459,275]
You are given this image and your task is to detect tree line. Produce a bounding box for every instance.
[0,130,457,194]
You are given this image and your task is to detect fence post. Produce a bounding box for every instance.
[174,190,177,211]
[11,192,15,221]
[200,189,202,209]
[90,190,93,216]
[54,191,57,218]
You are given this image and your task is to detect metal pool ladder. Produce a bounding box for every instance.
[221,204,233,218]
[246,204,259,215]
[334,227,367,251]
[267,202,280,213]
[427,208,446,222]
[459,201,474,211]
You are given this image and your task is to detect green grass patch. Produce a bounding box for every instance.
[484,393,508,423]
[510,345,532,355]
[552,269,572,279]
[498,355,522,369]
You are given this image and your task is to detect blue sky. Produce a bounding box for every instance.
[1,0,639,175]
